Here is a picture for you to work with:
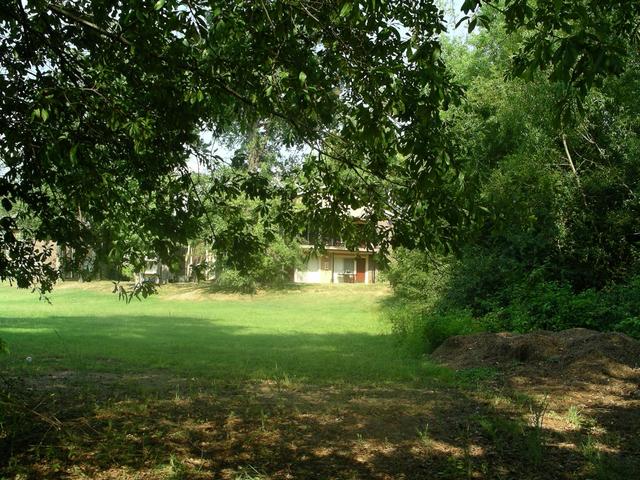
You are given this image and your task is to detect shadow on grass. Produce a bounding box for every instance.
[1,370,637,480]
[0,314,443,384]
[2,311,638,479]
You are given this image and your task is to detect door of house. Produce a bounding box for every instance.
[356,257,366,283]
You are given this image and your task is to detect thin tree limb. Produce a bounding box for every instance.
[562,132,587,207]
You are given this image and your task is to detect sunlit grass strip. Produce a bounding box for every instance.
[0,282,451,385]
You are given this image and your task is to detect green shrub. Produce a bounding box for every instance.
[384,248,451,304]
[478,276,640,338]
[421,309,482,353]
[211,269,256,294]
[213,236,300,290]
[383,248,485,355]
[385,248,436,301]
[606,276,640,337]
[384,302,475,355]
[191,261,211,282]
[385,298,481,355]
[383,298,425,355]
[443,249,523,316]
[252,237,301,287]
[383,247,640,357]
[120,263,136,281]
[613,317,640,338]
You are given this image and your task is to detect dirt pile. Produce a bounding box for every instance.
[432,328,640,382]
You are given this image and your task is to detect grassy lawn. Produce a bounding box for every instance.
[0,281,444,384]
[1,282,637,479]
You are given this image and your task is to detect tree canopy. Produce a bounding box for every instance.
[1,0,639,294]
[384,6,640,352]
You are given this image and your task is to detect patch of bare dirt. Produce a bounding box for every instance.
[433,328,640,424]
[432,328,640,381]
[2,368,639,479]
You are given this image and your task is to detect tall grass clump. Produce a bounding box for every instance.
[382,248,483,355]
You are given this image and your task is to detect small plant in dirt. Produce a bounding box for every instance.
[167,454,187,480]
[525,396,549,467]
[566,405,584,428]
[581,434,600,462]
[577,432,638,480]
[476,415,523,456]
[416,424,432,447]
[272,371,293,389]
[580,434,613,479]
[259,409,269,432]
[234,465,267,480]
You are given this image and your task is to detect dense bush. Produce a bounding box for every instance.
[384,299,480,355]
[383,248,482,354]
[384,248,445,302]
[485,276,640,337]
[251,237,301,287]
[379,23,640,356]
[210,269,256,294]
[209,235,301,292]
[383,248,640,356]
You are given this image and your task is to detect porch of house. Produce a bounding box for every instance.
[294,250,376,284]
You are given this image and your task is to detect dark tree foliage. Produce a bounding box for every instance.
[462,0,640,101]
[445,22,640,294]
[1,0,639,298]
[383,12,640,352]
[1,0,461,294]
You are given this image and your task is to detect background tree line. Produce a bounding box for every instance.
[386,9,640,353]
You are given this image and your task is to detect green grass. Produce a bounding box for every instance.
[0,282,448,384]
[3,283,638,480]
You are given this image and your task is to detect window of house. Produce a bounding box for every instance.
[342,257,355,273]
[321,255,331,270]
[305,255,319,272]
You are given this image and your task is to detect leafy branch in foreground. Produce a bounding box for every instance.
[112,281,158,305]
[1,0,459,290]
[461,1,640,109]
[2,1,639,294]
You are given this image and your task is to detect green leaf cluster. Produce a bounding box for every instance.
[1,0,639,298]
[384,13,640,351]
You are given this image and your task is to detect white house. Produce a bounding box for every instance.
[294,207,379,284]
[294,245,377,284]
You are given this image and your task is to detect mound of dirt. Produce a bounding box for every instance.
[432,328,640,383]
